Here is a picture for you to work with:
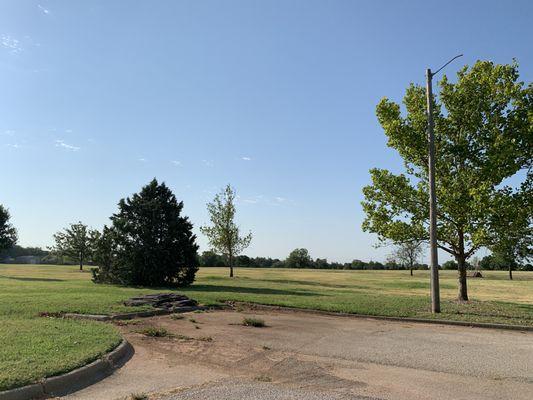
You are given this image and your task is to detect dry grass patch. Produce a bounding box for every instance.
[243,317,266,327]
[137,326,172,338]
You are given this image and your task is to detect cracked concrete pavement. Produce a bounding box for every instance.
[62,309,533,400]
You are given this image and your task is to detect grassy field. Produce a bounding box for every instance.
[1,264,532,391]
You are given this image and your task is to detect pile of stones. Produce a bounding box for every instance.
[124,293,199,311]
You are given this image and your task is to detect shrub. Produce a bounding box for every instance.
[242,317,266,327]
[137,326,171,337]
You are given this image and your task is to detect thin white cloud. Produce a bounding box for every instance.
[55,139,80,151]
[241,156,252,161]
[2,130,15,136]
[171,160,182,166]
[239,194,293,207]
[65,129,73,133]
[1,34,22,54]
[242,198,259,204]
[5,143,21,149]
[37,5,50,14]
[202,159,214,167]
[138,158,147,162]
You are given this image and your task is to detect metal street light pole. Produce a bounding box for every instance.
[426,54,463,314]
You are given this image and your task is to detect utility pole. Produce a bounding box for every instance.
[425,54,463,314]
[426,68,440,313]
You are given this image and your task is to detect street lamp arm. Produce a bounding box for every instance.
[431,54,463,77]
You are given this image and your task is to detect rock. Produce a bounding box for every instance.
[470,271,483,278]
[123,293,198,310]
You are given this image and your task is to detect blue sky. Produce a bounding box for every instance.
[1,1,531,262]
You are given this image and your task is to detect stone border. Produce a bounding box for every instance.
[0,340,134,400]
[63,305,207,322]
[229,302,533,332]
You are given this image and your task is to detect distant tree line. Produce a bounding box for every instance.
[0,245,48,259]
[198,249,428,271]
[2,244,531,272]
[199,248,533,271]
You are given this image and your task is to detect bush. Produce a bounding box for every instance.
[242,317,266,327]
[92,179,199,287]
[137,326,171,337]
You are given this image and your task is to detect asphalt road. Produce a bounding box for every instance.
[64,310,533,400]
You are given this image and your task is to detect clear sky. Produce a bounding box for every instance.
[1,1,531,263]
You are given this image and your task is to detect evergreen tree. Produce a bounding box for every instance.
[0,205,17,251]
[93,179,199,286]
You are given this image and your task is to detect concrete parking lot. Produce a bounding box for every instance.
[64,309,533,400]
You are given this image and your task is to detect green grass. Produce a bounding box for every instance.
[0,317,121,391]
[0,264,532,391]
[242,317,266,327]
[136,326,171,337]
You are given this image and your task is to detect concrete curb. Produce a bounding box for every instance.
[230,302,533,332]
[64,305,207,322]
[0,340,134,400]
[0,385,45,400]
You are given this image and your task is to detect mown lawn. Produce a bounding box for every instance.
[1,264,532,391]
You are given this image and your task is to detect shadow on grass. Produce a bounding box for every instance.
[383,281,456,290]
[514,303,533,313]
[257,278,367,290]
[186,284,321,297]
[0,275,65,282]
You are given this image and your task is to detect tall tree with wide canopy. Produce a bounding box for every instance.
[362,61,532,301]
[0,205,17,251]
[285,248,313,269]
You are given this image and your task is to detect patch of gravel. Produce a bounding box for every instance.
[159,380,380,400]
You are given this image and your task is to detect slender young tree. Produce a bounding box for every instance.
[362,61,531,301]
[392,241,424,276]
[200,185,252,277]
[0,205,17,251]
[52,222,96,270]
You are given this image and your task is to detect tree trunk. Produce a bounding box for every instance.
[509,264,513,280]
[79,252,83,271]
[456,256,468,301]
[410,267,413,276]
[456,229,468,301]
[229,254,234,278]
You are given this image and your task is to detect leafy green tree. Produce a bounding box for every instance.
[200,184,252,277]
[362,61,532,301]
[392,241,424,276]
[91,226,120,283]
[285,248,313,268]
[314,258,329,269]
[0,205,17,251]
[441,260,458,270]
[52,222,97,270]
[488,175,532,279]
[95,179,199,286]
